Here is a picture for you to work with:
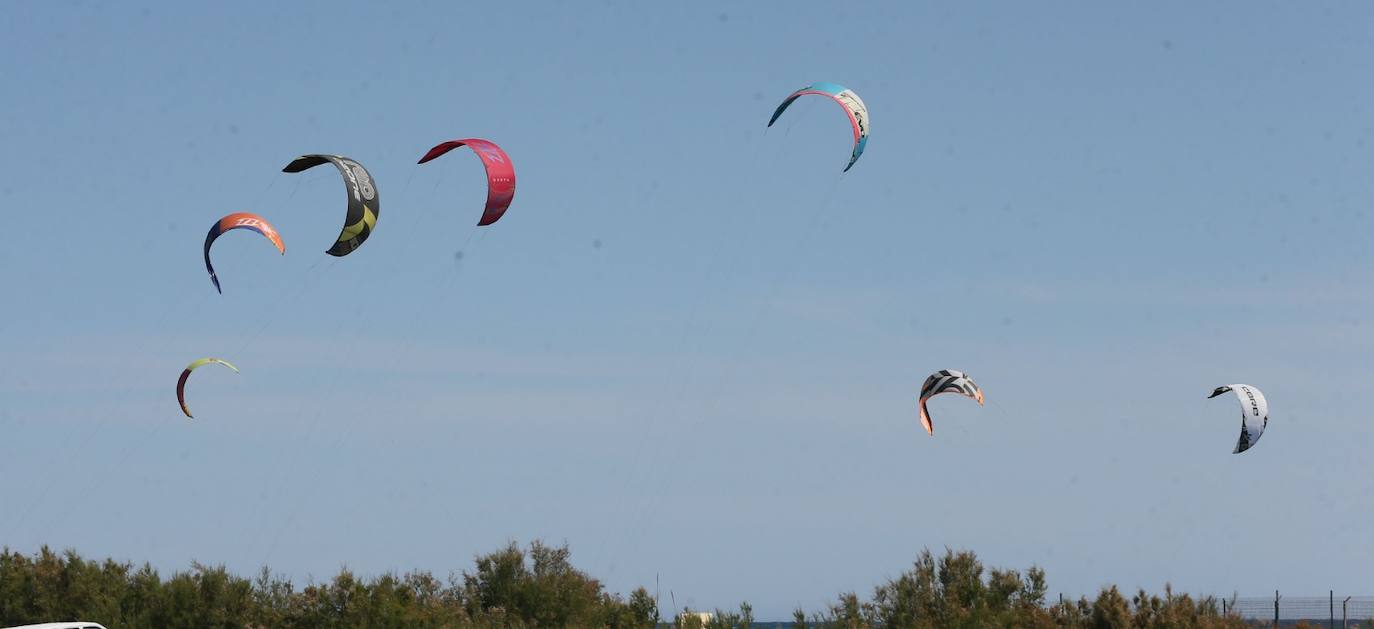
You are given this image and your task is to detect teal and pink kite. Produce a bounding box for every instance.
[768,82,870,172]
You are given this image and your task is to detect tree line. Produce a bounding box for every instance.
[0,541,1358,628]
[0,541,653,628]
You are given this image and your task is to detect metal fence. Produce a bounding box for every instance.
[1224,593,1374,627]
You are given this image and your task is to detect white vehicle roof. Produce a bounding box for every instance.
[2,623,108,629]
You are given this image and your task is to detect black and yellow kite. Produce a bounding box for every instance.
[282,154,380,256]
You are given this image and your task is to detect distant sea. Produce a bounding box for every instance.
[656,624,793,628]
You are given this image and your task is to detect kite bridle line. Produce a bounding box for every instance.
[212,253,343,556]
[232,256,333,357]
[592,114,785,571]
[625,168,846,549]
[0,290,214,542]
[604,129,851,571]
[3,159,296,536]
[242,162,433,558]
[779,93,821,139]
[32,421,171,536]
[1,266,221,538]
[220,157,357,359]
[249,162,483,563]
[6,165,329,551]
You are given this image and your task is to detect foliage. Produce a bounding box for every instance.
[0,541,656,629]
[0,542,1267,628]
[799,548,1246,629]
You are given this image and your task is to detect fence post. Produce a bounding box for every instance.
[1274,590,1280,628]
[1331,590,1335,629]
[1343,596,1350,629]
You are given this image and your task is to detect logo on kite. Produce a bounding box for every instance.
[473,145,507,164]
[350,163,376,201]
[1208,384,1269,454]
[203,212,286,294]
[282,154,381,257]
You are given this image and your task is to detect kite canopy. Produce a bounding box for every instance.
[1208,384,1269,454]
[917,369,984,435]
[418,138,516,226]
[176,357,239,419]
[203,212,285,294]
[767,82,870,172]
[282,154,380,256]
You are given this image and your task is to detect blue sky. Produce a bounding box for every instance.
[3,0,1374,619]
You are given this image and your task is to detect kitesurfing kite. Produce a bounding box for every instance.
[282,154,380,256]
[767,82,870,172]
[918,369,984,435]
[176,358,239,419]
[1208,384,1269,454]
[417,138,516,226]
[203,212,285,293]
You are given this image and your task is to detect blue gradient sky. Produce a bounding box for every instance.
[3,1,1374,619]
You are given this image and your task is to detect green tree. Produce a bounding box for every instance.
[1090,585,1132,629]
